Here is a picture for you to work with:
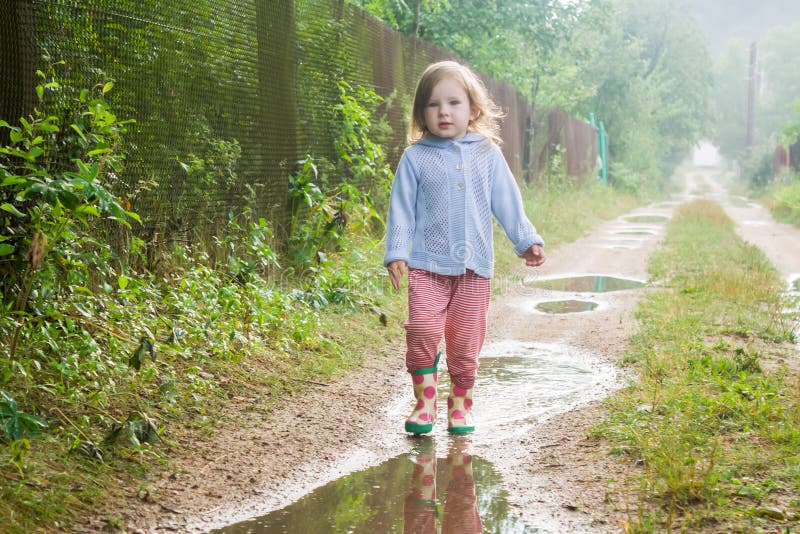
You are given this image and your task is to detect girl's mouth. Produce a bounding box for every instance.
[439,122,452,128]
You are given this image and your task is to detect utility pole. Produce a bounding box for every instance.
[746,42,758,149]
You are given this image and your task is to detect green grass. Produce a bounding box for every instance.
[596,199,799,532]
[769,179,800,228]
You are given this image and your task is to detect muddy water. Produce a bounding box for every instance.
[535,300,598,314]
[213,440,533,533]
[216,341,618,532]
[525,275,646,292]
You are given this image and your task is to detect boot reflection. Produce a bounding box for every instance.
[404,437,437,534]
[442,437,482,534]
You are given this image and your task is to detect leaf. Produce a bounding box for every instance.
[1,175,27,186]
[36,85,44,101]
[70,124,87,143]
[128,338,155,371]
[57,190,81,210]
[118,274,129,290]
[37,122,60,133]
[0,203,25,217]
[0,244,15,256]
[125,211,141,223]
[129,343,145,371]
[74,205,100,217]
[102,81,114,95]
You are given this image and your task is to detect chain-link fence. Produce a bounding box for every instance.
[1,0,599,261]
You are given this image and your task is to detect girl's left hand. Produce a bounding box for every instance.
[523,245,545,267]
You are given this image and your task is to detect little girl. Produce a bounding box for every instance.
[385,61,545,434]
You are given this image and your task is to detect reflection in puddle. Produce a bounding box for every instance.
[624,215,668,223]
[212,438,533,533]
[526,275,646,292]
[614,230,656,236]
[535,300,598,314]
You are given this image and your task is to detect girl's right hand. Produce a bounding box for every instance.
[387,260,408,290]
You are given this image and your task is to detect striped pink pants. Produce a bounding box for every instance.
[405,268,491,389]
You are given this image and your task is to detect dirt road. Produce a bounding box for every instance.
[93,168,800,533]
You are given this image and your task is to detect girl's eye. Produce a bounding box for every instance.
[427,102,438,108]
[450,100,461,106]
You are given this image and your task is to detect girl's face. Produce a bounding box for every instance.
[423,77,477,141]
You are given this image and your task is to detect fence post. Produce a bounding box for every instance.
[598,120,608,186]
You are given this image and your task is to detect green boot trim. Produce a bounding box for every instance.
[411,351,441,376]
[405,421,434,434]
[447,424,475,435]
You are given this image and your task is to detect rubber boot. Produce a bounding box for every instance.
[442,438,482,533]
[405,353,440,434]
[447,383,475,434]
[404,438,438,533]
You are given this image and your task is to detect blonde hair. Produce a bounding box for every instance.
[407,61,504,145]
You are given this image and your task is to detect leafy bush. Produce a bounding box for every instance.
[771,176,800,226]
[0,65,138,358]
[288,82,392,269]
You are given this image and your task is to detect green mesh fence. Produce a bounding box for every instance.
[1,0,595,263]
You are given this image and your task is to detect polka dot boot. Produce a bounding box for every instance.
[447,383,474,434]
[405,354,440,435]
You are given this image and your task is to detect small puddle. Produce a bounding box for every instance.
[526,275,646,292]
[624,215,668,223]
[212,441,533,533]
[614,230,656,236]
[535,300,598,314]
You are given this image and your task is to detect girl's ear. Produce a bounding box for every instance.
[470,106,480,122]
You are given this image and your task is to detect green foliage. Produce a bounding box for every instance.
[0,390,47,443]
[771,176,800,227]
[288,82,391,269]
[740,143,776,190]
[598,199,799,530]
[0,65,138,344]
[713,21,800,174]
[356,0,713,185]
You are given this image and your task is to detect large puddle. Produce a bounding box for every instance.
[526,275,646,292]
[215,341,618,532]
[212,439,533,533]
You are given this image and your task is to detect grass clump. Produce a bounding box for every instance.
[598,199,799,531]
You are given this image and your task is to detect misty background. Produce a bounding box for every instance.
[689,0,800,50]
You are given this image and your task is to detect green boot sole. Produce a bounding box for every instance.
[447,425,475,434]
[405,421,434,434]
